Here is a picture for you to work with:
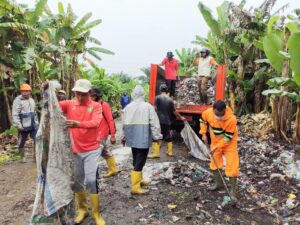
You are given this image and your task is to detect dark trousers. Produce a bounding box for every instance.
[132,148,149,171]
[166,80,176,97]
[161,124,172,142]
[18,129,37,149]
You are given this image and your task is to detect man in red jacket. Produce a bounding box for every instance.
[91,88,118,178]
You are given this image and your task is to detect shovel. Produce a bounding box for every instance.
[208,146,234,203]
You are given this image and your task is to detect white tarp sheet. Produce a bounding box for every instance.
[180,121,210,161]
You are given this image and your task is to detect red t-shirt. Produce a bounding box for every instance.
[97,99,116,139]
[161,58,178,80]
[59,98,103,153]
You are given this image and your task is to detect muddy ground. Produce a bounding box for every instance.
[0,127,299,225]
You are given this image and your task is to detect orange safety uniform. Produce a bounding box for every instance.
[199,107,239,177]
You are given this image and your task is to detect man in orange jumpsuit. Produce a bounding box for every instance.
[199,100,239,201]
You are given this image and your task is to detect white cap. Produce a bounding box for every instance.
[72,79,92,93]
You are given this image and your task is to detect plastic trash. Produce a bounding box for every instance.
[180,121,210,161]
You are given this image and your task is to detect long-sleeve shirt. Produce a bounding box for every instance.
[98,99,116,139]
[59,98,102,153]
[199,107,238,150]
[12,95,39,131]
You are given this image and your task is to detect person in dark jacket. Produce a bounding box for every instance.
[149,84,185,158]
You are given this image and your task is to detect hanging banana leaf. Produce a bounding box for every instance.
[263,33,284,73]
[198,2,220,37]
[22,47,36,70]
[288,32,300,85]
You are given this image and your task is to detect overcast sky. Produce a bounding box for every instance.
[18,0,298,77]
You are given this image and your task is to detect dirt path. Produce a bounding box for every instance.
[0,151,36,225]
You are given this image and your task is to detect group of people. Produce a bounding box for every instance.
[12,49,239,224]
[160,48,217,103]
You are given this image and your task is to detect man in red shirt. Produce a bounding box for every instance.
[160,51,179,97]
[48,79,106,225]
[91,88,118,178]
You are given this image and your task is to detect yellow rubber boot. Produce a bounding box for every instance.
[131,170,149,195]
[74,192,88,223]
[148,142,160,158]
[167,142,173,156]
[89,194,106,225]
[103,156,118,178]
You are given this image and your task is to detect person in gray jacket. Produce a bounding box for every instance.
[123,85,162,195]
[12,83,39,161]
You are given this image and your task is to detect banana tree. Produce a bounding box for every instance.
[41,2,114,96]
[175,48,197,77]
[0,0,113,131]
[194,0,281,114]
[262,13,300,142]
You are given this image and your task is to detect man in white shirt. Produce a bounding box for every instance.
[194,48,217,104]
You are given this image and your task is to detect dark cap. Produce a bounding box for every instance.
[166,51,174,58]
[91,87,102,98]
[200,48,210,56]
[160,84,169,92]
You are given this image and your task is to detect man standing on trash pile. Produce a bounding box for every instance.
[149,84,185,158]
[199,100,239,202]
[91,87,118,178]
[123,85,162,195]
[43,79,106,225]
[193,48,217,104]
[160,51,179,97]
[12,83,39,163]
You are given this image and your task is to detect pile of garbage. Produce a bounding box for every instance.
[157,160,211,187]
[239,113,272,139]
[175,77,215,105]
[238,134,300,222]
[275,148,300,181]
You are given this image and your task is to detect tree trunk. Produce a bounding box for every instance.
[235,54,245,115]
[271,97,280,136]
[0,72,13,129]
[229,88,236,112]
[293,102,300,144]
[271,28,291,141]
[254,78,262,113]
[278,96,291,141]
[3,90,13,126]
[0,94,9,132]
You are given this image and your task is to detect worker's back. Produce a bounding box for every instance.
[155,95,175,126]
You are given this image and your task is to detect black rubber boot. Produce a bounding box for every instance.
[229,177,238,203]
[208,170,223,191]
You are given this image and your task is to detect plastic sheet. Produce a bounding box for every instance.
[180,121,210,161]
[30,81,74,224]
